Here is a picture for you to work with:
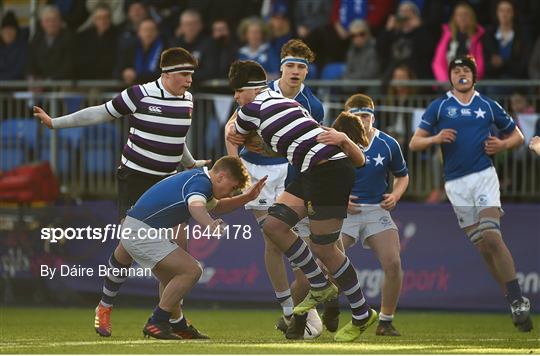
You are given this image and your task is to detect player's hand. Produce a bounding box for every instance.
[347,195,362,214]
[210,218,228,239]
[225,123,246,146]
[317,127,347,146]
[484,136,507,155]
[33,106,53,129]
[528,136,540,155]
[381,193,398,211]
[244,175,268,201]
[186,159,212,169]
[433,129,457,144]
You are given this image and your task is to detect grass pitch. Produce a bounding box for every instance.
[0,307,538,354]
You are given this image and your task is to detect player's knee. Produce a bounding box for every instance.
[468,217,501,245]
[265,203,301,234]
[188,260,203,282]
[381,256,402,278]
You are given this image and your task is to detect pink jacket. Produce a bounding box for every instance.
[432,24,485,81]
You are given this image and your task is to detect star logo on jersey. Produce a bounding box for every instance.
[373,153,385,166]
[474,108,486,119]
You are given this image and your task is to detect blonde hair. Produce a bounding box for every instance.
[212,156,250,191]
[450,2,478,38]
[237,16,270,43]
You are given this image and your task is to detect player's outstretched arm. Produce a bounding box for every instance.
[484,127,525,155]
[180,146,211,169]
[317,127,366,167]
[211,176,267,215]
[33,104,115,129]
[409,128,457,151]
[529,136,540,156]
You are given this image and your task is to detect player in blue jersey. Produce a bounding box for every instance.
[226,60,378,342]
[340,94,408,336]
[225,40,329,335]
[409,55,532,332]
[118,156,265,339]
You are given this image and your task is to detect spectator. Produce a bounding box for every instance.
[384,64,418,151]
[529,36,540,79]
[331,0,396,39]
[201,18,239,81]
[117,18,164,85]
[483,0,530,82]
[172,9,211,63]
[343,20,379,81]
[28,5,75,80]
[432,2,485,82]
[117,1,149,55]
[76,4,119,79]
[237,17,280,78]
[377,1,435,79]
[0,11,27,80]
[294,0,332,39]
[47,0,89,32]
[268,2,293,56]
[78,0,125,31]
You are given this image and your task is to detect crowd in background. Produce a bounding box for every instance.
[1,0,540,88]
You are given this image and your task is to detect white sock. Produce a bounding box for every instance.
[379,312,394,322]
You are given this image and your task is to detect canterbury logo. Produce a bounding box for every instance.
[148,106,162,113]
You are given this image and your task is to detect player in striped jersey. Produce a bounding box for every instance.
[226,60,378,342]
[34,47,210,338]
[225,39,328,334]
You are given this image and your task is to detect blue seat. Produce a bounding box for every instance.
[306,63,318,79]
[1,118,39,144]
[320,62,346,80]
[83,123,120,173]
[1,119,39,171]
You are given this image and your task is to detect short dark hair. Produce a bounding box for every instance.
[160,47,197,69]
[448,54,477,84]
[212,156,250,190]
[228,60,267,90]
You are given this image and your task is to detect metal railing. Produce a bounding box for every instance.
[1,80,539,200]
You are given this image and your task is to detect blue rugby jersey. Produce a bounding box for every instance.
[351,129,408,204]
[127,168,212,228]
[419,91,516,181]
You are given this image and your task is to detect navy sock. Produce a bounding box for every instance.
[505,279,523,303]
[149,306,171,324]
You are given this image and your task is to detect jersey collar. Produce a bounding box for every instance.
[273,79,304,100]
[446,90,480,106]
[363,129,379,152]
[203,166,211,179]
